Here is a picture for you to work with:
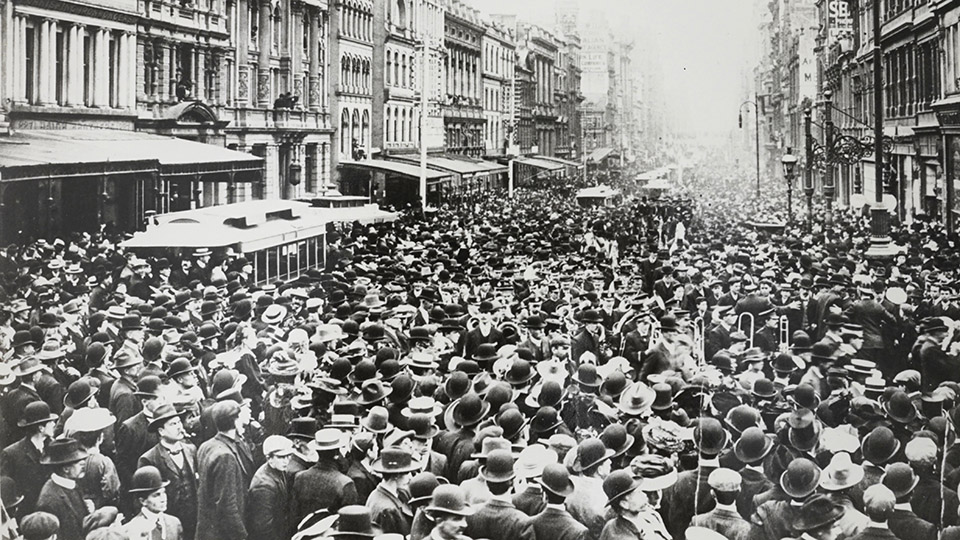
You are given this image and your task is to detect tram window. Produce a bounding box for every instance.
[255,250,268,284]
[299,240,309,274]
[306,238,315,268]
[267,247,279,282]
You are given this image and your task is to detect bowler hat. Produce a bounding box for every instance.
[600,423,634,459]
[580,309,603,324]
[166,358,196,379]
[734,427,773,464]
[451,393,490,428]
[18,400,58,428]
[479,449,516,483]
[63,379,98,410]
[505,359,534,385]
[426,485,474,517]
[134,375,163,398]
[572,438,614,473]
[472,343,499,363]
[287,417,318,441]
[357,380,388,406]
[883,390,917,423]
[40,437,88,465]
[0,476,23,511]
[529,406,563,435]
[693,417,728,455]
[862,426,900,465]
[539,462,575,497]
[120,313,143,331]
[751,378,778,399]
[780,458,822,499]
[408,472,443,506]
[444,371,473,400]
[572,364,601,387]
[881,462,919,498]
[360,406,390,434]
[602,470,642,506]
[129,465,169,494]
[407,414,440,440]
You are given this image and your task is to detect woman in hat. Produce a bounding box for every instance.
[36,437,90,540]
[124,465,184,540]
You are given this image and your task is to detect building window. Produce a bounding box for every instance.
[84,33,93,106]
[55,30,65,104]
[24,26,36,104]
[362,110,369,147]
[109,34,118,107]
[341,108,350,154]
[386,52,392,85]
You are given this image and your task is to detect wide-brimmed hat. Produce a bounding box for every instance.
[18,400,58,428]
[64,408,115,434]
[734,426,773,464]
[360,406,390,434]
[148,403,188,432]
[357,380,388,406]
[791,494,844,532]
[36,341,66,362]
[602,470,642,506]
[401,396,443,418]
[370,447,421,474]
[40,437,88,465]
[619,382,656,416]
[129,465,170,494]
[330,506,375,538]
[780,458,822,499]
[630,454,678,491]
[261,304,288,325]
[426,485,474,517]
[571,438,614,473]
[13,357,45,378]
[820,452,864,491]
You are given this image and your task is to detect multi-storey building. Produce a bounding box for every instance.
[519,23,557,156]
[579,11,615,157]
[442,0,483,157]
[556,31,582,160]
[330,0,373,169]
[481,19,513,157]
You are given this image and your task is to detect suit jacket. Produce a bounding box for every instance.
[888,508,935,540]
[598,515,644,540]
[705,323,732,362]
[848,525,901,540]
[736,466,772,521]
[530,506,588,540]
[571,328,605,365]
[462,326,505,358]
[1,437,49,513]
[196,432,254,540]
[664,464,717,539]
[292,459,359,524]
[465,498,535,540]
[124,512,184,540]
[749,499,800,540]
[247,463,293,540]
[512,485,547,517]
[366,484,412,535]
[36,478,89,540]
[517,336,553,363]
[2,385,42,442]
[109,377,142,426]
[116,411,158,491]
[620,328,649,366]
[912,476,960,528]
[138,442,198,540]
[919,340,959,392]
[690,505,751,540]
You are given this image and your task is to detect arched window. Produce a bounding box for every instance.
[351,109,360,151]
[364,59,370,90]
[361,110,369,148]
[341,108,350,154]
[401,109,408,142]
[396,0,406,28]
[386,51,392,85]
[393,52,400,88]
[392,107,398,142]
[401,55,407,87]
[385,108,391,142]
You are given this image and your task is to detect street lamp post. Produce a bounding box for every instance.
[804,109,814,230]
[865,0,897,257]
[781,148,798,224]
[739,95,761,200]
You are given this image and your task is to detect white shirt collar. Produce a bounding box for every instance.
[700,457,720,467]
[51,474,77,490]
[894,502,912,511]
[868,521,889,530]
[715,502,737,512]
[546,503,566,511]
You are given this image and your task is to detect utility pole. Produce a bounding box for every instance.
[804,108,814,230]
[418,39,429,210]
[754,92,761,200]
[823,90,835,226]
[866,0,895,257]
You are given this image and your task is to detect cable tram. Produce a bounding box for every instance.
[121,194,397,285]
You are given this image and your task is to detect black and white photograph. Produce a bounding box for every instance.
[0,0,957,539]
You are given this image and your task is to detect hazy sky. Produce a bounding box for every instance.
[464,0,761,134]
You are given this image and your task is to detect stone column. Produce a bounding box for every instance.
[127,33,137,108]
[117,32,130,108]
[46,20,59,104]
[263,143,279,198]
[65,25,79,106]
[308,8,320,111]
[157,40,168,102]
[257,0,271,107]
[13,16,25,103]
[196,48,206,101]
[37,19,52,104]
[92,28,109,107]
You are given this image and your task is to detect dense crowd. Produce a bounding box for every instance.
[1,160,960,540]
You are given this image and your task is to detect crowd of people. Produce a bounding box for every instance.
[0,158,959,540]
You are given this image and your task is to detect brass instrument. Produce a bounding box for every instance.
[779,315,790,352]
[738,312,755,349]
[692,316,706,364]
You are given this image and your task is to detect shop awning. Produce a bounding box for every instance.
[588,147,615,162]
[341,159,452,184]
[514,156,564,171]
[389,155,507,177]
[0,130,264,181]
[537,156,585,169]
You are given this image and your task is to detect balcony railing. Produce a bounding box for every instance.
[228,106,331,130]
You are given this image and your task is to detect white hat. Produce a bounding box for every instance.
[263,435,295,457]
[64,407,116,434]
